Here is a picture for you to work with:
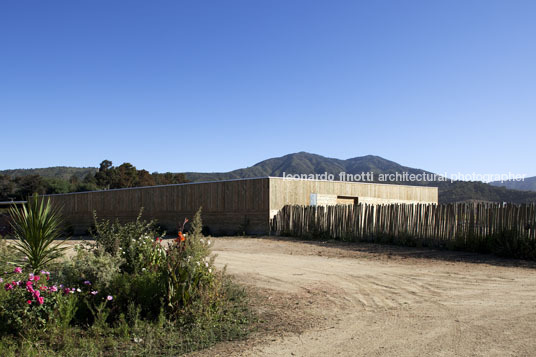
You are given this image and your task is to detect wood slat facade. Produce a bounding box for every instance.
[46,177,438,235]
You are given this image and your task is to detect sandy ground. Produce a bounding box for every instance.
[191,237,536,357]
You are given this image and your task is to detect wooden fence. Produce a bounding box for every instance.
[270,203,536,245]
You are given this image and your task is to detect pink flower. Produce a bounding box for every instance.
[28,273,34,280]
[50,285,58,292]
[26,281,33,286]
[27,300,32,305]
[90,290,98,295]
[14,267,22,274]
[33,290,40,297]
[0,278,3,283]
[27,286,35,294]
[4,283,13,291]
[37,296,44,305]
[33,275,40,281]
[83,280,91,285]
[106,295,113,301]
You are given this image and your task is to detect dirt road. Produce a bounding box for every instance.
[199,237,536,357]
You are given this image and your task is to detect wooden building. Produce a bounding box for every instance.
[46,177,438,235]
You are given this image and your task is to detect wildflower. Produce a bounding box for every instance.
[39,286,48,291]
[90,290,98,295]
[106,295,113,301]
[0,278,3,283]
[4,283,13,291]
[209,268,212,273]
[27,300,32,305]
[205,262,209,268]
[28,273,34,280]
[14,267,22,274]
[76,288,82,293]
[50,285,58,292]
[83,280,91,285]
[37,296,44,305]
[33,290,40,297]
[33,275,40,281]
[40,270,46,275]
[142,268,146,272]
[175,231,185,243]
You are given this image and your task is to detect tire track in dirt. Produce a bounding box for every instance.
[203,238,536,357]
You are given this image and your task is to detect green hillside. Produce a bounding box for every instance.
[490,176,536,192]
[0,166,97,181]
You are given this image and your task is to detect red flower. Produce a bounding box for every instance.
[37,296,44,305]
[27,300,32,305]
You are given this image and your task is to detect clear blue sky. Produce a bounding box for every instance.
[1,0,535,177]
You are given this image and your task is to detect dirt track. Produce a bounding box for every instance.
[197,237,536,357]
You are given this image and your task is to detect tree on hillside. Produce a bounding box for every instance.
[94,160,117,189]
[15,175,47,199]
[153,172,188,185]
[0,174,16,201]
[138,169,155,187]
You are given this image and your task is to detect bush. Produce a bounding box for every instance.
[0,270,82,335]
[8,194,67,272]
[0,207,253,356]
[90,208,165,274]
[57,245,123,291]
[164,208,215,316]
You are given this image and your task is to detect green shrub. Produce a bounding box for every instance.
[8,194,67,272]
[56,244,123,291]
[0,270,78,336]
[0,207,253,356]
[164,208,215,316]
[90,208,165,274]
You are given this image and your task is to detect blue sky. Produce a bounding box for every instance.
[1,0,535,177]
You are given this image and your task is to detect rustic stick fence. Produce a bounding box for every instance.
[270,203,536,253]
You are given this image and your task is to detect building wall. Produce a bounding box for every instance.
[46,177,438,236]
[268,177,438,217]
[47,178,270,235]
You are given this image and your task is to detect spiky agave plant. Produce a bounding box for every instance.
[9,194,68,271]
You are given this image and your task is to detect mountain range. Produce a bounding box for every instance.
[2,152,536,204]
[490,176,536,192]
